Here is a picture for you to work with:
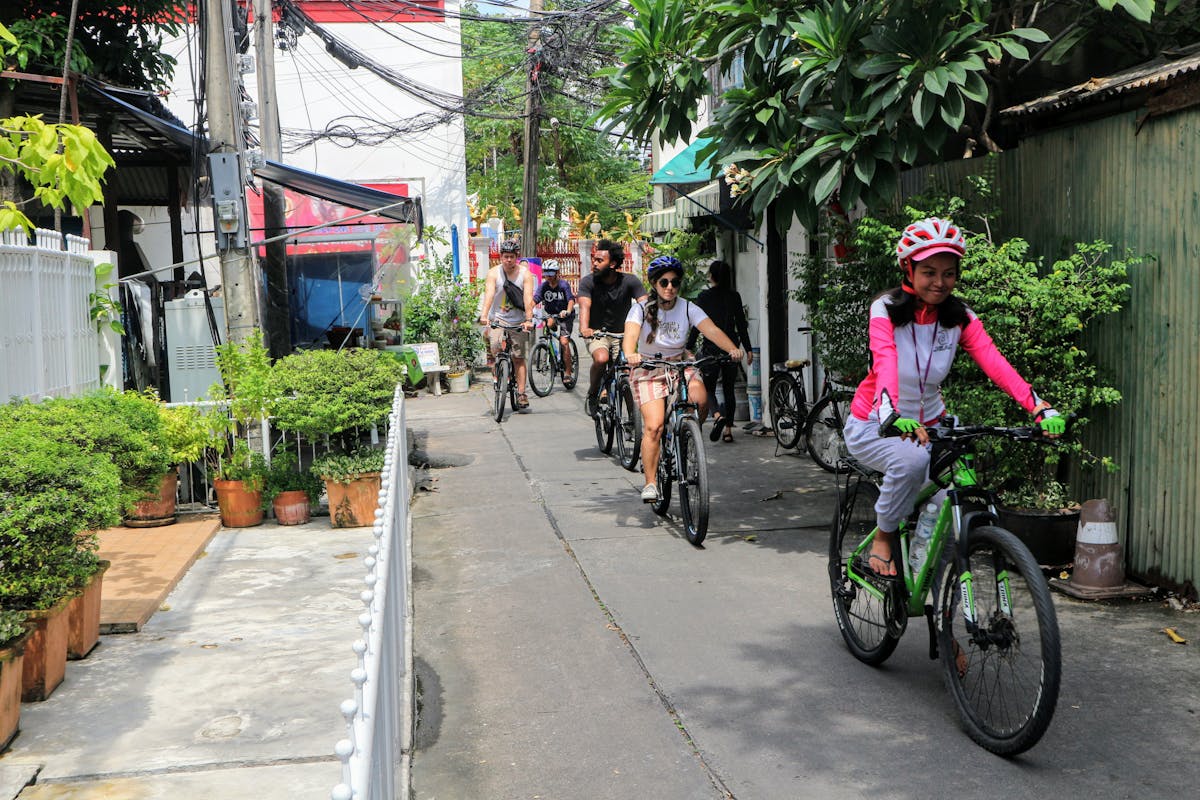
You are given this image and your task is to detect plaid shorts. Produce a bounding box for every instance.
[629,359,700,408]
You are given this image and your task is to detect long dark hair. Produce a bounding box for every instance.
[880,288,969,329]
[708,259,732,289]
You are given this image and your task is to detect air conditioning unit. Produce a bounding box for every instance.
[165,289,225,402]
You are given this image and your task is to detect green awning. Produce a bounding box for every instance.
[649,138,715,185]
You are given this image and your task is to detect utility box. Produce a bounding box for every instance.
[165,289,225,402]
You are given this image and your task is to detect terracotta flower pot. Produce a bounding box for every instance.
[0,632,29,752]
[214,478,265,528]
[67,560,111,660]
[21,597,71,702]
[323,472,382,528]
[124,470,179,527]
[272,490,312,526]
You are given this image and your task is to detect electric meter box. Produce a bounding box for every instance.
[165,289,226,402]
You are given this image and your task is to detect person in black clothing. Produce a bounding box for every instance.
[578,239,647,416]
[691,260,753,442]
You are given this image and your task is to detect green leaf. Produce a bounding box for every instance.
[912,88,934,128]
[923,68,949,97]
[1008,28,1051,43]
[814,160,841,204]
[961,70,989,103]
[940,87,965,131]
[998,39,1030,61]
[853,156,875,186]
[755,107,775,125]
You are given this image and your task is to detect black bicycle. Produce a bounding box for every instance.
[769,356,850,473]
[638,354,728,545]
[490,322,526,422]
[589,332,642,472]
[528,315,579,397]
[829,420,1065,755]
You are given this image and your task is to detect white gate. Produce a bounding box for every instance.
[0,228,104,400]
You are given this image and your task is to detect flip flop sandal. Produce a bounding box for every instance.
[709,416,726,442]
[517,393,530,410]
[722,429,734,443]
[855,552,899,582]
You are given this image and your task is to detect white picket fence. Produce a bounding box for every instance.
[0,228,105,401]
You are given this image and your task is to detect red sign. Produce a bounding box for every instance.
[247,181,410,255]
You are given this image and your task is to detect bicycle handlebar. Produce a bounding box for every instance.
[587,330,624,339]
[636,354,731,371]
[490,321,528,331]
[879,414,1075,443]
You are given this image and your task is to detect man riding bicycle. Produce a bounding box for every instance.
[578,239,647,417]
[623,256,743,503]
[534,259,575,380]
[478,239,536,410]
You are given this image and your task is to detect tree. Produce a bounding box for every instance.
[598,0,1193,229]
[462,2,650,235]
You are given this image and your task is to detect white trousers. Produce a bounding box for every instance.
[843,413,931,532]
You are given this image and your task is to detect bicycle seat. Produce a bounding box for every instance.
[785,359,810,369]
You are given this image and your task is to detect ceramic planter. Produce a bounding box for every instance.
[272,490,312,526]
[124,470,179,527]
[67,560,111,660]
[214,478,265,528]
[0,632,29,751]
[21,597,70,702]
[323,472,382,528]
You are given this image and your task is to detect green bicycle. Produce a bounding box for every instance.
[829,420,1064,756]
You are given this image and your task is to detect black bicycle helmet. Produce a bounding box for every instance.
[647,255,684,282]
[498,239,520,254]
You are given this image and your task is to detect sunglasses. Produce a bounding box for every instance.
[656,277,681,288]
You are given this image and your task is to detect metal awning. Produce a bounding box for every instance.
[650,137,715,185]
[254,161,423,232]
[640,206,680,235]
[679,181,720,218]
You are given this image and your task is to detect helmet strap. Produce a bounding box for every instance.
[900,258,918,295]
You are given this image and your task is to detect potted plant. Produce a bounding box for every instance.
[311,448,387,528]
[0,609,31,751]
[402,259,482,391]
[263,450,323,526]
[0,415,122,701]
[213,440,268,528]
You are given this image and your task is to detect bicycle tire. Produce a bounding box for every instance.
[804,394,850,473]
[828,478,900,665]
[677,418,710,545]
[615,379,642,472]
[651,438,672,516]
[493,357,511,423]
[528,341,555,397]
[594,387,614,453]
[561,338,580,390]
[936,525,1061,756]
[770,374,805,450]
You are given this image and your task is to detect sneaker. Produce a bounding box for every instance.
[640,484,659,503]
[585,392,599,418]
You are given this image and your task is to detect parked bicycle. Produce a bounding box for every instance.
[829,419,1065,755]
[490,322,526,423]
[589,331,641,471]
[528,315,579,397]
[638,354,729,545]
[769,342,850,471]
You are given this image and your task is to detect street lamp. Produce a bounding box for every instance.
[590,221,602,240]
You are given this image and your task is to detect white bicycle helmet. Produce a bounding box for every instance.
[895,217,965,265]
[542,259,559,273]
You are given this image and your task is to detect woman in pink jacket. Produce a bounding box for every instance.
[842,218,1066,578]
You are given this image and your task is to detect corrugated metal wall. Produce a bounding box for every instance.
[901,108,1200,593]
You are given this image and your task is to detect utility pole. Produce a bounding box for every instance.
[205,0,261,344]
[254,0,292,358]
[519,0,543,255]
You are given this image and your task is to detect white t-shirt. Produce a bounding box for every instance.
[626,299,709,359]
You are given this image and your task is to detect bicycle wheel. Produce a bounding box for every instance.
[528,341,555,397]
[561,338,580,390]
[615,379,643,472]
[804,394,850,473]
[594,390,614,453]
[828,477,900,664]
[770,374,805,450]
[651,437,672,516]
[677,418,710,545]
[493,358,511,423]
[936,525,1061,756]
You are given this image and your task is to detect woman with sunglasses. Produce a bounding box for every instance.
[624,256,744,503]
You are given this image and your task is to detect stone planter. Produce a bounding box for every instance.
[1,632,29,751]
[447,371,470,393]
[214,478,265,528]
[324,472,382,528]
[272,490,312,526]
[998,507,1081,568]
[21,597,71,702]
[124,470,178,527]
[67,560,111,660]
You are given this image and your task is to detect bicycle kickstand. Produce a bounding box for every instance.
[924,604,939,661]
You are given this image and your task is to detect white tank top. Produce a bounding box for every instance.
[489,265,528,325]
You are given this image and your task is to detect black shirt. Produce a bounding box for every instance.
[690,286,752,355]
[578,271,647,334]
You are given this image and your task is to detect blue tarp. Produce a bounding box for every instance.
[649,138,715,185]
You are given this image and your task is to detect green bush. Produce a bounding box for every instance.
[794,189,1136,507]
[0,609,28,647]
[402,259,482,371]
[0,424,117,611]
[262,450,323,506]
[215,439,268,492]
[271,348,405,441]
